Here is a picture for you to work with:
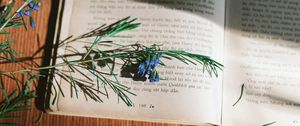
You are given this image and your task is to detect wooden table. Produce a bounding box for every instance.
[0,0,199,126]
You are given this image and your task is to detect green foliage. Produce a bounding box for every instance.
[0,0,41,125]
[0,73,37,126]
[0,38,17,62]
[0,1,223,124]
[0,0,37,31]
[0,17,223,108]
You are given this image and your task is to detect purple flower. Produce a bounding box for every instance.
[33,3,41,11]
[25,10,31,16]
[29,2,35,8]
[18,11,24,17]
[145,56,151,75]
[30,17,35,28]
[137,62,146,76]
[149,72,159,83]
[136,52,163,83]
[152,53,162,68]
[28,2,40,11]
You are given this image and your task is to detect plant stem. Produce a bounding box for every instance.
[0,56,112,74]
[82,36,102,60]
[0,49,220,75]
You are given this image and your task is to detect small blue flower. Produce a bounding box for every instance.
[152,53,162,68]
[18,11,24,17]
[25,10,31,16]
[29,2,35,8]
[30,17,35,28]
[145,63,151,75]
[33,3,41,11]
[136,53,163,83]
[149,72,159,83]
[137,62,146,76]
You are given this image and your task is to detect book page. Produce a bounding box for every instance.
[51,0,225,125]
[223,0,300,125]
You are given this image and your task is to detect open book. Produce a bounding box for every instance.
[46,0,300,125]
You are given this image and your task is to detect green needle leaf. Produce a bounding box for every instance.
[263,121,276,126]
[233,83,245,107]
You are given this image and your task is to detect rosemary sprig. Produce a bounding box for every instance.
[0,2,223,123]
[0,17,222,107]
[0,73,38,126]
[0,0,41,63]
[0,0,40,31]
[0,1,41,125]
[0,37,18,62]
[1,48,222,106]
